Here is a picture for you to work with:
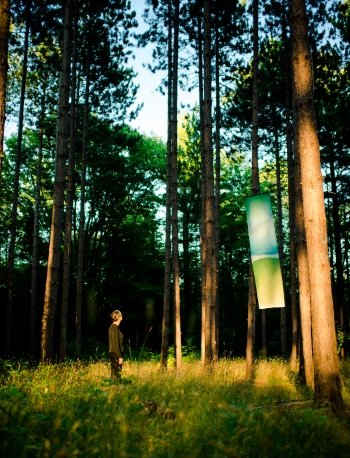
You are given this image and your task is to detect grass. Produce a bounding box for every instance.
[1,357,350,457]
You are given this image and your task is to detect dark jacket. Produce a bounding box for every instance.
[108,323,124,358]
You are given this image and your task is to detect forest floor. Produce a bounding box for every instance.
[1,357,350,457]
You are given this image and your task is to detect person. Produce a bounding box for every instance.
[108,310,124,381]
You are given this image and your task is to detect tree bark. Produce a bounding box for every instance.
[75,62,90,358]
[294,130,314,389]
[260,309,267,357]
[41,0,72,362]
[198,8,206,365]
[246,0,259,380]
[160,0,173,368]
[273,125,287,355]
[202,0,217,368]
[182,197,193,343]
[246,265,257,380]
[30,87,46,357]
[283,2,299,371]
[214,10,221,361]
[290,0,343,408]
[171,0,182,371]
[60,2,77,361]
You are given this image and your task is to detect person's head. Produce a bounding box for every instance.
[111,309,123,323]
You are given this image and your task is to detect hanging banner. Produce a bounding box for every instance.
[245,193,285,309]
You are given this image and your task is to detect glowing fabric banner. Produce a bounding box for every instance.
[245,193,285,309]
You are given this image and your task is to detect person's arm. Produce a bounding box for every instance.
[118,327,123,364]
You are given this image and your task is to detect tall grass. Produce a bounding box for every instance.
[1,358,350,457]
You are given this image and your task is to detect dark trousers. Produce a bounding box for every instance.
[109,352,122,379]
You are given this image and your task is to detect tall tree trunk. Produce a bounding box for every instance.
[260,310,267,357]
[288,168,299,372]
[246,0,259,380]
[75,63,90,358]
[294,130,314,389]
[171,0,182,371]
[273,124,287,355]
[0,0,10,185]
[30,87,46,357]
[60,3,77,361]
[6,12,30,355]
[198,8,206,365]
[214,11,221,361]
[290,0,343,408]
[283,2,298,371]
[41,0,72,362]
[160,0,173,368]
[246,264,257,380]
[202,0,217,367]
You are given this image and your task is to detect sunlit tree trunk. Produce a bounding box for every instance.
[290,0,343,408]
[246,0,259,380]
[41,0,72,362]
[60,3,77,361]
[214,10,221,361]
[171,0,182,371]
[182,194,191,339]
[198,9,206,364]
[273,124,287,355]
[6,11,30,355]
[288,170,299,372]
[76,63,90,358]
[30,87,46,357]
[294,134,314,389]
[246,266,257,379]
[160,0,173,369]
[283,2,298,371]
[0,0,10,185]
[202,0,217,367]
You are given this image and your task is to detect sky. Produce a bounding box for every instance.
[128,45,168,139]
[129,0,197,141]
[128,0,167,139]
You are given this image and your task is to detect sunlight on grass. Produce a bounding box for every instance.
[340,359,350,405]
[1,358,350,457]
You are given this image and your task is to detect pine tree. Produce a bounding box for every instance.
[202,0,217,367]
[246,0,259,381]
[290,0,343,408]
[41,0,72,361]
